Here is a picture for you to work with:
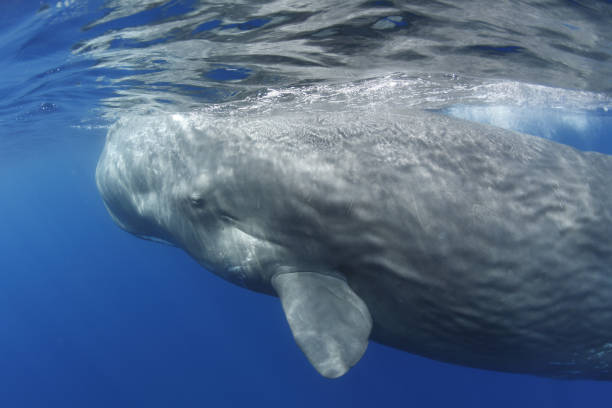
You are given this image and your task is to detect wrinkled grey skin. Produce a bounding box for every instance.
[96,107,612,380]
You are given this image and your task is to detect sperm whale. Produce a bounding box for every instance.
[96,105,612,379]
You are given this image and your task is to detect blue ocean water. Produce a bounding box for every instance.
[1,0,612,407]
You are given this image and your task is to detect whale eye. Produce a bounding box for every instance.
[189,193,205,208]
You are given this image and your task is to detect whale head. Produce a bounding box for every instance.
[95,115,285,295]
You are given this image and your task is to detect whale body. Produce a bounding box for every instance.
[96,106,612,379]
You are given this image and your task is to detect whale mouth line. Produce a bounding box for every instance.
[220,212,240,225]
[136,234,175,246]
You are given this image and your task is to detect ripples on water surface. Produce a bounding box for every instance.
[1,0,610,149]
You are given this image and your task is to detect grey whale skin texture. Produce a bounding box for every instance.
[96,108,612,380]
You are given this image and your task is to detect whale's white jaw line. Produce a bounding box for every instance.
[136,234,175,246]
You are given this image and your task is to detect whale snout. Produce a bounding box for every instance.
[95,139,176,246]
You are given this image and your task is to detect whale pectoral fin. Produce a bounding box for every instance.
[271,271,372,378]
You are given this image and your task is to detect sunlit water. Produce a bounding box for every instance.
[1,0,611,407]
